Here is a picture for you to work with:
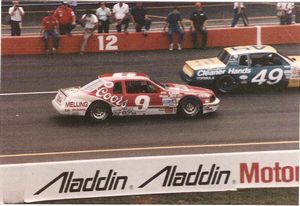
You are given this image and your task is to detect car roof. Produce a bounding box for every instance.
[98,72,150,81]
[224,45,277,56]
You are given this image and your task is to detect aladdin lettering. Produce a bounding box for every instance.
[34,170,128,195]
[139,164,231,188]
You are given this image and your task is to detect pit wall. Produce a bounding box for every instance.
[1,24,300,56]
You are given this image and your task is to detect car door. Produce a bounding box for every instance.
[123,80,163,115]
[248,53,287,86]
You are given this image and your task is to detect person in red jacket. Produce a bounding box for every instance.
[54,1,76,36]
[40,11,59,55]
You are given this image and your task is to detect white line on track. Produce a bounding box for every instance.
[0,140,298,158]
[0,91,57,96]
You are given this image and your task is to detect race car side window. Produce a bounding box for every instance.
[126,81,157,94]
[113,82,122,94]
[239,55,248,66]
[249,53,289,67]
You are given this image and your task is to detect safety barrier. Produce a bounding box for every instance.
[1,24,300,56]
[0,150,298,203]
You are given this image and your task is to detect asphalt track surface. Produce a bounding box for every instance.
[1,45,299,164]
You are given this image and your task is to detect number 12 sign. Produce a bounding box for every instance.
[98,35,118,51]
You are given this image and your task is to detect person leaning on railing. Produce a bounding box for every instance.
[8,0,25,36]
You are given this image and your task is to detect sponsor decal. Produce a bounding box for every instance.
[240,162,299,183]
[94,80,128,107]
[34,170,128,195]
[197,70,226,77]
[196,76,215,80]
[239,75,248,80]
[139,164,231,188]
[65,102,88,108]
[162,98,176,107]
[228,68,251,75]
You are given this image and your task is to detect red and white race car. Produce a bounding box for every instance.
[52,72,220,122]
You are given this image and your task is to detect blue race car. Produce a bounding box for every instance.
[180,45,300,93]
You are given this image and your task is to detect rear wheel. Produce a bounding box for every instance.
[178,98,203,118]
[215,75,237,94]
[87,101,112,122]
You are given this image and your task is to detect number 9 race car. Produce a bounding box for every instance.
[180,45,300,93]
[52,72,220,122]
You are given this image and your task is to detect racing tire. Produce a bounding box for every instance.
[215,75,237,94]
[178,98,203,118]
[87,101,112,122]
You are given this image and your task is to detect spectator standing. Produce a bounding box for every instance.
[130,2,152,35]
[40,11,59,55]
[96,2,111,33]
[277,2,294,25]
[8,0,25,36]
[231,2,249,27]
[54,1,76,36]
[190,2,207,49]
[163,7,185,51]
[112,2,130,33]
[80,9,98,55]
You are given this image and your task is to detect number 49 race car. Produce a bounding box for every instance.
[180,45,300,93]
[52,72,220,122]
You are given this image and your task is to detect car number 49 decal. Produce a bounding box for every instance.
[251,68,284,85]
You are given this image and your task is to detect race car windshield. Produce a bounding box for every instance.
[217,49,231,65]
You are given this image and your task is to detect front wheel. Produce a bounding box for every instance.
[215,75,237,94]
[87,101,112,122]
[178,98,203,118]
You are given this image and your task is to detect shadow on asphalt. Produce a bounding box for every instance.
[50,112,219,127]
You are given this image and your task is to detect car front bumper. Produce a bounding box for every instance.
[203,97,220,114]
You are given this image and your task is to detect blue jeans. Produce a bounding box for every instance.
[167,27,184,44]
[43,30,59,50]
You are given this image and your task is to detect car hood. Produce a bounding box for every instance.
[288,56,300,67]
[164,83,214,95]
[185,57,226,70]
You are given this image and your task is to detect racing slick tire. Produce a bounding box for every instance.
[177,97,203,118]
[215,75,237,94]
[86,101,112,122]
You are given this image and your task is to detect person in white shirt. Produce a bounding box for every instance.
[80,9,98,55]
[112,2,130,33]
[277,2,294,25]
[8,0,25,36]
[96,2,111,33]
[231,2,248,27]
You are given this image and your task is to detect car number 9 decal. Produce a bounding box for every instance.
[134,95,150,111]
[251,68,283,85]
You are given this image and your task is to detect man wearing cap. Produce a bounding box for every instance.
[190,2,207,49]
[54,1,76,36]
[40,11,59,55]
